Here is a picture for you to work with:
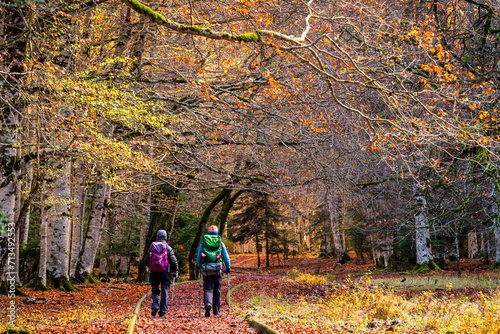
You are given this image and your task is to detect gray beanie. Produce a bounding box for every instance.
[156,229,167,240]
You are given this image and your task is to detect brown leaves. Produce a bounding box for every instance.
[0,283,148,333]
[135,280,251,334]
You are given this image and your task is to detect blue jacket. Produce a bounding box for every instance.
[197,239,230,270]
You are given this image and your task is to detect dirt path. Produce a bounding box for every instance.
[134,274,255,333]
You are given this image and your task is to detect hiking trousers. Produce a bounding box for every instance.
[203,273,223,315]
[150,270,171,316]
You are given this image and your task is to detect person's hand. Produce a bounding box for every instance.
[172,271,178,279]
[224,268,230,274]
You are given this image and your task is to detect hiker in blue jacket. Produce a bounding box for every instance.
[197,225,230,317]
[146,229,178,317]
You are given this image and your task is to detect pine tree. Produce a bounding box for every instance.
[229,192,283,267]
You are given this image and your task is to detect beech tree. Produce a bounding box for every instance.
[3,0,500,293]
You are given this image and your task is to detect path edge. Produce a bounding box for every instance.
[227,280,283,334]
[126,280,197,334]
[246,317,282,334]
[126,291,151,334]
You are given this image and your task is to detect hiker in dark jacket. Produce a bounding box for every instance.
[197,225,230,317]
[146,229,178,317]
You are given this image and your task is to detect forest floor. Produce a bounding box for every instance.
[1,254,500,333]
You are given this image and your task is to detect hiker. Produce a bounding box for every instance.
[146,229,178,317]
[197,225,231,317]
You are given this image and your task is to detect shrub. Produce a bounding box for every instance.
[296,273,326,285]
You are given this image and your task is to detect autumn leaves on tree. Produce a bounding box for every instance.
[1,0,500,294]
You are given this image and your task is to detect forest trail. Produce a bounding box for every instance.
[134,274,256,334]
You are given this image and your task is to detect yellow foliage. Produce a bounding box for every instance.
[245,279,500,334]
[296,273,327,285]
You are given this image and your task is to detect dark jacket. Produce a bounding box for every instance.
[145,240,178,272]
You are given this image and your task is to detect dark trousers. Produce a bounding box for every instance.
[150,270,170,316]
[203,273,223,315]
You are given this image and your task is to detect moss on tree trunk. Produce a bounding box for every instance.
[72,271,99,285]
[411,259,440,273]
[25,273,80,291]
[0,281,27,296]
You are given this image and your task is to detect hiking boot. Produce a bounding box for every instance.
[205,305,211,317]
[151,307,159,316]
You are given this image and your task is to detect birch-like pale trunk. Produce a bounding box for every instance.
[99,257,107,276]
[383,231,392,268]
[139,174,152,260]
[167,199,178,244]
[0,108,18,282]
[0,6,24,285]
[69,161,86,277]
[98,221,108,276]
[413,182,431,266]
[492,193,500,265]
[21,162,33,245]
[107,219,117,277]
[46,160,73,288]
[326,185,343,263]
[119,256,129,278]
[74,179,111,282]
[39,181,47,287]
[371,234,379,265]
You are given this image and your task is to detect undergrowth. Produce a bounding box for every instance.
[244,275,500,333]
[11,298,103,332]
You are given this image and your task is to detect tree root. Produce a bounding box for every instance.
[411,259,441,274]
[72,271,99,285]
[0,281,27,296]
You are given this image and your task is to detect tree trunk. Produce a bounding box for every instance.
[70,161,87,277]
[480,229,488,262]
[167,196,178,244]
[119,256,129,279]
[383,230,391,268]
[21,161,33,245]
[414,183,431,266]
[74,178,111,283]
[139,183,152,259]
[265,220,270,267]
[487,179,500,269]
[0,98,19,286]
[492,191,500,267]
[326,185,343,263]
[256,235,261,268]
[0,7,26,285]
[112,6,133,70]
[188,188,232,279]
[98,219,109,276]
[468,231,478,259]
[494,222,500,266]
[13,169,22,285]
[217,190,244,237]
[319,214,331,258]
[371,234,379,266]
[38,181,48,290]
[454,221,461,276]
[46,160,75,291]
[130,17,149,76]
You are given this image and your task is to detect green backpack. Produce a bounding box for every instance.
[200,234,224,275]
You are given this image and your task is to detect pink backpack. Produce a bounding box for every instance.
[149,241,170,272]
